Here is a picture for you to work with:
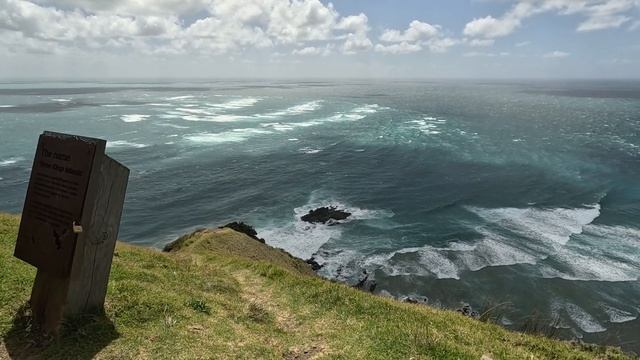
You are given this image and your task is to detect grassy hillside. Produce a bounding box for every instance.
[0,213,632,359]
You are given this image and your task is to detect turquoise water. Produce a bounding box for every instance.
[1,80,639,351]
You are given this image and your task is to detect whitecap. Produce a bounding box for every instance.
[364,246,460,279]
[467,205,600,246]
[262,122,295,131]
[184,128,272,144]
[0,156,24,167]
[206,97,261,110]
[298,147,322,154]
[539,251,639,282]
[257,100,323,118]
[101,104,128,107]
[564,303,607,333]
[406,116,446,135]
[107,140,148,149]
[601,304,637,323]
[456,234,538,271]
[175,107,214,115]
[155,123,189,129]
[121,114,150,123]
[165,95,195,100]
[0,105,14,108]
[181,114,248,122]
[51,98,71,102]
[260,220,343,261]
[259,197,393,260]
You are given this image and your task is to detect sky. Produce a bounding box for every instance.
[1,0,639,79]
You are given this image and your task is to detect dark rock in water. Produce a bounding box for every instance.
[354,270,377,293]
[220,222,265,243]
[301,206,352,224]
[306,257,323,271]
[456,304,480,319]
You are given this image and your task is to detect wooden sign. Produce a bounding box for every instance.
[14,131,129,332]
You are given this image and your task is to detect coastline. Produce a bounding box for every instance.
[0,213,634,359]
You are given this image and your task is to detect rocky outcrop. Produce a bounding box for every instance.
[305,257,323,271]
[301,206,351,224]
[402,296,429,306]
[354,270,377,293]
[456,304,480,319]
[220,222,265,243]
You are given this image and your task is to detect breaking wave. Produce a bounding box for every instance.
[259,196,393,260]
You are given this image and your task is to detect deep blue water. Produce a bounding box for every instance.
[1,79,639,351]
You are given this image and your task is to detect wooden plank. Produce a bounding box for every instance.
[14,132,103,276]
[66,155,129,315]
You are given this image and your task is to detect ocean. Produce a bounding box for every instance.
[1,79,639,351]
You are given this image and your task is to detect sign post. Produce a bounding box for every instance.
[14,131,129,333]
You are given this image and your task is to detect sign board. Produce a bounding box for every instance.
[15,132,103,276]
[13,131,129,332]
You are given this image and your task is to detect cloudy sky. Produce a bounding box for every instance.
[1,0,639,79]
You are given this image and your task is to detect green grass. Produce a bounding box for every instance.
[0,213,633,359]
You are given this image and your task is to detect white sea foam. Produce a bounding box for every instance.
[456,234,539,271]
[365,246,460,279]
[51,98,71,102]
[259,197,393,260]
[175,107,214,115]
[0,157,24,167]
[121,114,151,123]
[406,116,446,135]
[564,303,607,333]
[298,147,322,154]
[601,304,637,323]
[180,114,248,122]
[265,104,383,131]
[261,122,296,131]
[207,97,261,110]
[258,100,323,118]
[102,104,128,107]
[166,95,195,100]
[540,253,638,282]
[467,205,600,246]
[0,105,14,108]
[107,140,148,149]
[539,223,640,282]
[360,204,605,281]
[155,123,189,129]
[184,128,272,144]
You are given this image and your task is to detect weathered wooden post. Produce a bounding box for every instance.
[13,131,129,333]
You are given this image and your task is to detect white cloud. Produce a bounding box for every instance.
[464,0,639,38]
[464,15,522,38]
[342,32,372,54]
[292,44,332,56]
[374,42,421,54]
[375,19,457,54]
[336,13,369,34]
[427,37,459,53]
[380,20,440,43]
[0,0,376,56]
[543,50,570,58]
[515,41,531,47]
